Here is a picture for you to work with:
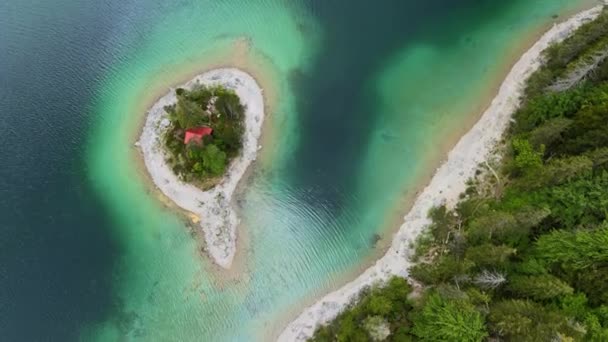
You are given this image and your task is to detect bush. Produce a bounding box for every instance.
[511,138,544,175]
[201,144,227,176]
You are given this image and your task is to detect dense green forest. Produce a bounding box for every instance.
[163,84,245,188]
[311,9,608,342]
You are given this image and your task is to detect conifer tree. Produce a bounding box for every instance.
[488,300,575,341]
[411,294,487,342]
[508,274,573,301]
[536,227,608,270]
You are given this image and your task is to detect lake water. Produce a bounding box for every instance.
[0,0,593,340]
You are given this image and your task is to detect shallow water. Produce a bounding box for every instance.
[0,0,594,340]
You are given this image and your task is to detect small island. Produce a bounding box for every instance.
[138,68,264,269]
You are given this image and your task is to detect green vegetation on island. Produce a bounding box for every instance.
[163,84,245,189]
[310,9,608,342]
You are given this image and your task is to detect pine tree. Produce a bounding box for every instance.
[411,294,487,342]
[465,244,515,269]
[409,256,473,285]
[574,265,608,306]
[488,300,574,341]
[508,274,573,301]
[528,117,573,148]
[536,227,608,270]
[466,211,527,245]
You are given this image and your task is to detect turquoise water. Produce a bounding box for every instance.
[0,0,594,340]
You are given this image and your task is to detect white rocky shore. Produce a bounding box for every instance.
[138,68,264,269]
[279,5,605,341]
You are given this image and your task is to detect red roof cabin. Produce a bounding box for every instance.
[184,126,213,145]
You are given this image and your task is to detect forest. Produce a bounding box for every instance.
[163,84,245,189]
[310,9,608,342]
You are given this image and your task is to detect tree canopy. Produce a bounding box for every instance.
[163,84,245,188]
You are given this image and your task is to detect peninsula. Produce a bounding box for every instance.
[281,5,607,341]
[138,68,264,269]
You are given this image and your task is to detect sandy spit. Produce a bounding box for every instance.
[279,5,604,341]
[138,68,264,269]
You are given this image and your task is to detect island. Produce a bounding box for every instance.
[138,68,264,269]
[282,5,608,342]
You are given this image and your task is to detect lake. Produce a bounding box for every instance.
[0,0,593,340]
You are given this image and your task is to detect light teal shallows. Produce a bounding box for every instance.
[84,0,593,340]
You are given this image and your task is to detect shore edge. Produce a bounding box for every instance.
[279,5,605,341]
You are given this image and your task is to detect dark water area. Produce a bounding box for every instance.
[0,1,125,340]
[288,0,517,206]
[0,0,590,340]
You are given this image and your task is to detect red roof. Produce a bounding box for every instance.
[184,126,213,145]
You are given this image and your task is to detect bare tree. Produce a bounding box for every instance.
[547,46,608,92]
[473,270,507,289]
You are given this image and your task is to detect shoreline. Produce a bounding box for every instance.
[137,68,265,269]
[279,5,605,341]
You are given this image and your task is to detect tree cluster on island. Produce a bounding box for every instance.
[311,9,608,342]
[163,84,245,189]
